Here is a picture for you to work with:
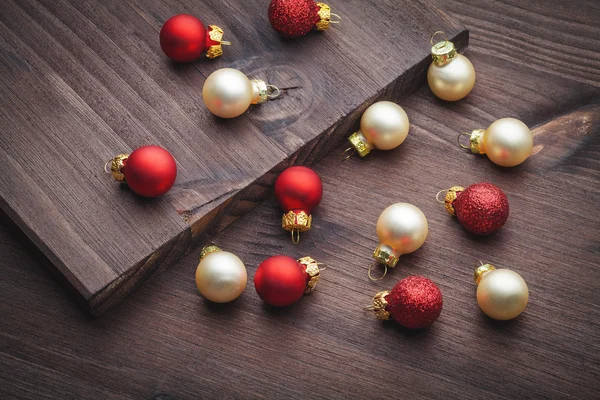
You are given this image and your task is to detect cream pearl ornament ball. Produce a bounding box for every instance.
[345,101,409,158]
[202,68,280,118]
[369,203,429,280]
[459,118,533,167]
[427,32,475,101]
[195,245,247,303]
[474,263,529,320]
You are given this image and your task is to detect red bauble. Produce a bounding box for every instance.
[160,14,225,62]
[372,276,443,329]
[275,166,323,215]
[451,182,509,235]
[254,255,307,307]
[122,146,177,197]
[268,0,322,38]
[275,166,323,241]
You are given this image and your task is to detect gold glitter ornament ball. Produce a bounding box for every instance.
[427,33,475,101]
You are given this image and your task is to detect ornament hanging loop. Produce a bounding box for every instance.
[330,13,342,24]
[291,228,300,244]
[220,40,232,46]
[430,31,449,47]
[368,263,387,281]
[104,160,112,174]
[457,132,472,149]
[266,84,280,100]
[435,189,449,204]
[341,147,356,161]
[316,262,328,272]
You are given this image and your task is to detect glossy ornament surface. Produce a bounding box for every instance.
[274,166,323,243]
[254,255,308,307]
[373,203,428,269]
[159,14,228,61]
[427,33,475,101]
[459,118,533,167]
[202,68,279,118]
[195,246,247,303]
[108,145,177,197]
[474,263,529,320]
[346,101,409,158]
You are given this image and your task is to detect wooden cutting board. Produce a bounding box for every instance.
[0,0,466,315]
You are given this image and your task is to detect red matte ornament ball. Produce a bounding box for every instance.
[453,182,509,235]
[254,255,307,307]
[387,276,443,329]
[160,14,208,62]
[123,146,177,197]
[274,166,323,215]
[268,0,320,38]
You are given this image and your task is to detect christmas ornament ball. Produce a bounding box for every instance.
[453,183,509,235]
[475,265,529,320]
[160,14,207,62]
[268,0,320,38]
[202,68,254,118]
[374,203,428,267]
[388,276,443,329]
[483,118,533,167]
[275,166,323,215]
[427,53,476,101]
[122,146,177,197]
[254,255,307,307]
[360,101,409,151]
[196,247,247,303]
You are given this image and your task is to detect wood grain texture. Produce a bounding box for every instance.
[0,0,466,315]
[1,0,600,399]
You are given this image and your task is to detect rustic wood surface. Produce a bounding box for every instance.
[0,0,466,315]
[1,0,600,399]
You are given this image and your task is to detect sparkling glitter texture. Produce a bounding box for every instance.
[268,0,320,38]
[453,182,509,235]
[386,276,443,329]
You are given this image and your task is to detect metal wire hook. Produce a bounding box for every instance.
[367,263,387,281]
[341,147,356,161]
[457,132,471,149]
[291,229,300,244]
[266,84,280,100]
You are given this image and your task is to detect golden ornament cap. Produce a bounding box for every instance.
[474,263,496,284]
[297,256,321,294]
[443,186,465,216]
[206,25,230,59]
[109,154,129,181]
[281,210,312,232]
[199,245,222,261]
[251,79,268,104]
[371,290,391,320]
[468,129,486,154]
[430,31,456,64]
[348,131,372,157]
[315,3,332,30]
[373,245,400,268]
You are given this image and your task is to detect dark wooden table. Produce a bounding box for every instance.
[1,0,599,399]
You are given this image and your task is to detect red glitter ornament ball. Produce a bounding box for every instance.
[453,182,509,235]
[122,146,177,197]
[254,255,307,307]
[268,0,321,38]
[386,276,443,329]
